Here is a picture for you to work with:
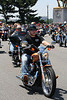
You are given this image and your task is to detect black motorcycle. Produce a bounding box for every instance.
[9,35,23,66]
[1,29,8,41]
[64,32,67,47]
[51,30,56,41]
[0,29,2,38]
[0,38,2,48]
[38,28,46,36]
[59,31,65,47]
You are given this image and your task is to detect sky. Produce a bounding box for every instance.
[31,0,58,19]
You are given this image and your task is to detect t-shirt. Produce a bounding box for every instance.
[23,34,44,55]
[24,34,44,47]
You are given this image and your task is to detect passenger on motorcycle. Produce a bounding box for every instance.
[17,25,53,83]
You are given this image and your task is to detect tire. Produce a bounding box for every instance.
[55,36,57,43]
[2,38,4,41]
[42,67,56,98]
[59,39,62,47]
[59,43,62,47]
[65,40,66,47]
[5,35,7,41]
[52,35,55,41]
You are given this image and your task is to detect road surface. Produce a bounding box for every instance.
[0,35,67,100]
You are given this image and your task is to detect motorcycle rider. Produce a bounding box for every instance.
[16,25,54,83]
[9,24,26,55]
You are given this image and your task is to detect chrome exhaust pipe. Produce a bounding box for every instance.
[28,71,38,86]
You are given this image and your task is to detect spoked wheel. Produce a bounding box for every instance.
[42,67,56,98]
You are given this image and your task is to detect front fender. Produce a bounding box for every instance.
[45,65,52,67]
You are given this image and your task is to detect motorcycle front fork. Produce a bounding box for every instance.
[39,53,46,83]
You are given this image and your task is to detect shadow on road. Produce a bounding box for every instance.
[0,51,6,54]
[51,41,67,48]
[52,88,67,100]
[19,85,43,95]
[19,85,67,99]
[59,45,67,48]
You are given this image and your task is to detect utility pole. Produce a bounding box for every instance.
[47,5,49,24]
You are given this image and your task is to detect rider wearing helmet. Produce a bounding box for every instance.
[9,24,26,55]
[16,25,52,83]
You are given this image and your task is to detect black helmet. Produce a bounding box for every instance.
[28,25,37,31]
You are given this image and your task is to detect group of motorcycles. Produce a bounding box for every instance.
[0,29,8,41]
[51,29,67,47]
[8,31,57,98]
[0,28,9,48]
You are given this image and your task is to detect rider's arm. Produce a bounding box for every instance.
[42,40,50,46]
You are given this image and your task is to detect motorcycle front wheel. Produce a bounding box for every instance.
[59,38,63,47]
[65,40,66,47]
[42,67,56,98]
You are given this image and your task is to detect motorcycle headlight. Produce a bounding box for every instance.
[21,43,26,47]
[21,41,28,47]
[32,53,39,62]
[42,52,49,60]
[64,33,66,36]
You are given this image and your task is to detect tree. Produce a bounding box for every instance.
[0,0,18,23]
[57,0,67,7]
[60,0,67,7]
[0,0,38,23]
[13,0,38,24]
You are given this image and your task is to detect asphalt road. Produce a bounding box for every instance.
[0,35,67,100]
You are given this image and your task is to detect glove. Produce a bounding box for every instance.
[50,45,55,49]
[47,45,55,49]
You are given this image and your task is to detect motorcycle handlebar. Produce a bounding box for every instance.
[23,44,39,51]
[45,45,55,49]
[23,44,55,52]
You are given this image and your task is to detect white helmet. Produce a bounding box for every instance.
[64,21,67,24]
[17,25,21,29]
[31,22,36,25]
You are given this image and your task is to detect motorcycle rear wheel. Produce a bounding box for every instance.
[42,67,56,98]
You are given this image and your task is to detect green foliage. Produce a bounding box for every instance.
[0,0,17,23]
[0,0,38,23]
[13,0,38,24]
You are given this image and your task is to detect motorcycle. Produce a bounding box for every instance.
[0,29,2,38]
[18,42,57,98]
[0,38,2,48]
[51,30,56,41]
[9,31,27,66]
[55,31,60,43]
[1,29,8,41]
[59,31,65,47]
[12,44,22,66]
[38,28,46,37]
[64,32,67,47]
[9,35,22,66]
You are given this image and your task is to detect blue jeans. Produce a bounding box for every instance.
[21,53,31,78]
[9,42,14,53]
